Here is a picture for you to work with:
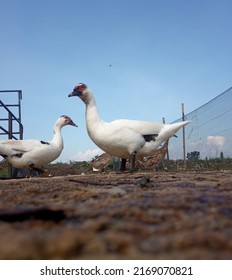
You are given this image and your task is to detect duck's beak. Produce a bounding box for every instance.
[68,92,76,97]
[68,90,81,97]
[69,120,78,127]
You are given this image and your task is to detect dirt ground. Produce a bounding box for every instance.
[0,169,232,260]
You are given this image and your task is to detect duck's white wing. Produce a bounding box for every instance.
[110,119,164,135]
[0,139,49,153]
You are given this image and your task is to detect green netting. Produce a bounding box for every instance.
[169,87,232,159]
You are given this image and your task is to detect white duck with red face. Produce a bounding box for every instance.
[68,83,190,171]
[0,115,77,174]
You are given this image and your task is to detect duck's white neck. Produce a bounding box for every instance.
[83,90,102,127]
[51,122,64,148]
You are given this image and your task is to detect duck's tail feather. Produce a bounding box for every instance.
[159,120,191,141]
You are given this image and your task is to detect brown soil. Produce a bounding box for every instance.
[0,169,232,260]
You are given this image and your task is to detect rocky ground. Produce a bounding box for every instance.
[0,169,232,260]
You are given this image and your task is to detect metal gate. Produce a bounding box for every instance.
[0,90,23,178]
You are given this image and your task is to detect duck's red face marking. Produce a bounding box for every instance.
[68,83,87,98]
[74,83,87,93]
[60,115,78,127]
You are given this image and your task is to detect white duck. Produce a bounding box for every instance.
[0,115,77,175]
[68,83,190,171]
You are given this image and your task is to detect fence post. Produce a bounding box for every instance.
[162,117,169,161]
[182,103,187,169]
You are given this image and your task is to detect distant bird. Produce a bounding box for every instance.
[138,140,169,171]
[90,152,112,172]
[109,64,112,67]
[0,115,77,175]
[68,83,190,171]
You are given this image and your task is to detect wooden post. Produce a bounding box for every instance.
[182,103,186,169]
[162,117,169,160]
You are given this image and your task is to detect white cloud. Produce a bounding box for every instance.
[69,148,104,162]
[207,136,225,147]
[205,136,226,158]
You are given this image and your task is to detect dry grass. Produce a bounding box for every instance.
[0,170,232,259]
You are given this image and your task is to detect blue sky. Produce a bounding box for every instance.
[0,0,232,162]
